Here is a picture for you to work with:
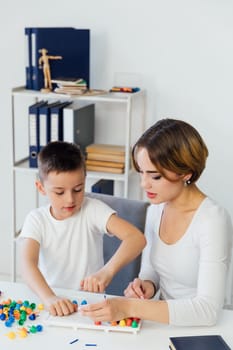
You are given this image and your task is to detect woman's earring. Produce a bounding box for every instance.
[186,179,191,186]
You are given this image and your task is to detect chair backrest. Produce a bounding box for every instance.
[86,192,149,295]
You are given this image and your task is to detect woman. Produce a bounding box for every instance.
[81,118,232,326]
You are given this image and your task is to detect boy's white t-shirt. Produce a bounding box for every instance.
[139,197,233,326]
[19,197,115,290]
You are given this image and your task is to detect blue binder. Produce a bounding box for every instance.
[25,28,32,89]
[25,27,90,91]
[29,100,47,168]
[91,179,114,195]
[38,101,60,151]
[50,101,71,142]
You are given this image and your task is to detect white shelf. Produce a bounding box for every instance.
[13,158,133,181]
[12,86,142,104]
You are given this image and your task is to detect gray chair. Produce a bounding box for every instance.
[86,192,149,295]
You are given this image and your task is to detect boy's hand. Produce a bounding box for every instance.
[80,268,113,293]
[44,295,77,316]
[124,278,155,299]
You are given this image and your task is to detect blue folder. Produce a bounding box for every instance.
[25,28,32,89]
[28,100,47,168]
[49,101,71,142]
[92,179,114,195]
[38,101,61,151]
[25,27,90,91]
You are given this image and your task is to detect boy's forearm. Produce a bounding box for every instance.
[104,234,146,277]
[22,264,56,302]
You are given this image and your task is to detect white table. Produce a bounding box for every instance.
[0,281,232,349]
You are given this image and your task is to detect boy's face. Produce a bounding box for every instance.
[36,169,86,220]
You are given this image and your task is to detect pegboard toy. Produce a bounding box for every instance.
[0,297,44,339]
[44,296,142,334]
[0,298,40,327]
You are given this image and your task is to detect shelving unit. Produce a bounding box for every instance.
[11,86,145,281]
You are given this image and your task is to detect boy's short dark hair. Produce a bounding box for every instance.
[38,141,86,181]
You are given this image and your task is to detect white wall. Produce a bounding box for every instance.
[1,0,233,277]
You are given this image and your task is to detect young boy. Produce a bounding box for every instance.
[18,141,146,317]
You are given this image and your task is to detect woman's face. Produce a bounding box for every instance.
[136,148,186,204]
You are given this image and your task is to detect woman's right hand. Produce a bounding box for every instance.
[124,278,156,299]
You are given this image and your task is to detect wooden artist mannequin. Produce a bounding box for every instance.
[39,48,62,92]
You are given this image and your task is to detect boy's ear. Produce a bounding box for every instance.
[35,180,46,195]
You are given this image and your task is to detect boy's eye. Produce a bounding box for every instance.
[55,192,64,195]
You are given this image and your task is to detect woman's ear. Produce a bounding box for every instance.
[182,173,192,183]
[35,180,46,195]
[182,173,193,186]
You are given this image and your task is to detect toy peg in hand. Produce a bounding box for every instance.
[38,48,62,92]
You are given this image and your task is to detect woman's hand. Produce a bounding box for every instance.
[124,278,156,299]
[80,297,129,322]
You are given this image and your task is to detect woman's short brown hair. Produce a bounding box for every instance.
[132,118,209,184]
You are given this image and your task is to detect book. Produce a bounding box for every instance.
[86,152,125,163]
[54,86,87,95]
[86,144,125,155]
[51,78,87,87]
[91,179,114,195]
[63,101,95,153]
[86,159,124,169]
[86,165,124,174]
[25,27,90,91]
[54,88,107,96]
[28,100,47,167]
[169,335,231,350]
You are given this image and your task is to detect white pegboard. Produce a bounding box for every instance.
[44,294,141,334]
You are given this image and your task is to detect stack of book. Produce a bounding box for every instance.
[52,78,88,95]
[85,144,126,174]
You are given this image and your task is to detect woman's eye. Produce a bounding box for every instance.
[74,188,82,193]
[55,192,64,196]
[152,175,162,180]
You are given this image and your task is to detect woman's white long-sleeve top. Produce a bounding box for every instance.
[139,197,233,326]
